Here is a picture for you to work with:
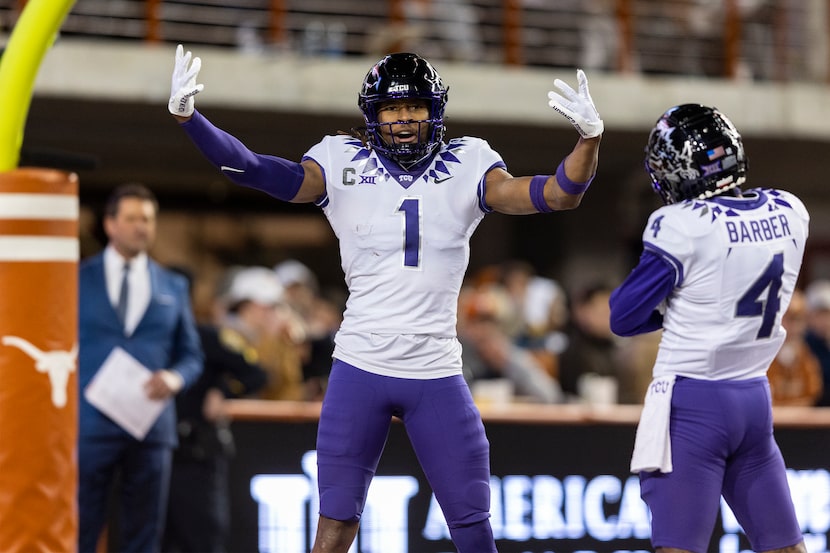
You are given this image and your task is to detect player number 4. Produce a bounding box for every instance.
[650,215,664,238]
[735,252,784,339]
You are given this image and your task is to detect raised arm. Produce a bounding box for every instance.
[485,69,602,215]
[167,45,325,203]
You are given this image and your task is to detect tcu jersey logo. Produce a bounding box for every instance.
[2,335,77,408]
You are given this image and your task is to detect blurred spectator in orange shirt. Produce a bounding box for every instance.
[768,288,823,406]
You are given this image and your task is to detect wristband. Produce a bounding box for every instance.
[556,159,594,195]
[529,175,554,213]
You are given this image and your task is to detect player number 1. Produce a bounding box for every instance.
[397,197,421,268]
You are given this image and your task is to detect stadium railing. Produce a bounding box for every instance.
[0,0,823,82]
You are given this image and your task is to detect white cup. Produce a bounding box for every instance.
[577,373,618,407]
[471,378,515,406]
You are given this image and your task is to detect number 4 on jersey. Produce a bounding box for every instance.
[736,252,784,339]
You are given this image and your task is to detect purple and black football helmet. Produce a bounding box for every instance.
[645,104,748,205]
[358,53,448,169]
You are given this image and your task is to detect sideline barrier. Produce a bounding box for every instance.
[0,168,79,552]
[226,399,830,426]
[225,400,830,553]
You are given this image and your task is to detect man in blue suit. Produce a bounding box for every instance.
[78,183,203,553]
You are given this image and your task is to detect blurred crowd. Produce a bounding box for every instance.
[189,259,342,406]
[183,257,830,410]
[457,260,653,407]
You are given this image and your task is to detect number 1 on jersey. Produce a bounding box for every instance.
[397,197,422,269]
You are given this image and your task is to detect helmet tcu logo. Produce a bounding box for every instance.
[2,336,77,408]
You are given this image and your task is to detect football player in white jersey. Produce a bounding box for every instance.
[610,104,809,553]
[169,45,603,553]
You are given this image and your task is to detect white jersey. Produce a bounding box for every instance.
[645,188,809,380]
[304,135,504,378]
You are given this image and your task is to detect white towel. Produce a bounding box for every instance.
[630,375,676,474]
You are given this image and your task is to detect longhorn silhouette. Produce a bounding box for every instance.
[2,335,77,408]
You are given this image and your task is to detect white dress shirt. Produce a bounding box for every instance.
[104,245,151,336]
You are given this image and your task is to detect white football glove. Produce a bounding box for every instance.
[547,69,604,139]
[168,44,204,117]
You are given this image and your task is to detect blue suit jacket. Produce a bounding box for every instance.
[78,253,203,446]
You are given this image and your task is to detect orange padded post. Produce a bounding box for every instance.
[0,168,79,552]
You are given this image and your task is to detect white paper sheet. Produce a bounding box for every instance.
[83,346,167,440]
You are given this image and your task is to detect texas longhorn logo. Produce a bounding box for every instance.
[2,336,77,408]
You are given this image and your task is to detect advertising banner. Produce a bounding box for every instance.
[227,417,829,553]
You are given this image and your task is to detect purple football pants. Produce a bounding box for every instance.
[640,376,803,553]
[315,359,495,552]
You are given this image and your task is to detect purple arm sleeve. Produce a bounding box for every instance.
[180,111,304,202]
[609,249,676,337]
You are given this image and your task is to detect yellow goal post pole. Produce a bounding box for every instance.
[0,0,76,171]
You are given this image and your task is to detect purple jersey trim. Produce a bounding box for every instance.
[710,188,768,210]
[643,241,684,285]
[477,161,508,214]
[477,177,491,213]
[181,110,304,201]
[609,250,675,336]
[301,155,329,207]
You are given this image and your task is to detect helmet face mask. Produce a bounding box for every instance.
[645,104,748,205]
[358,53,448,169]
